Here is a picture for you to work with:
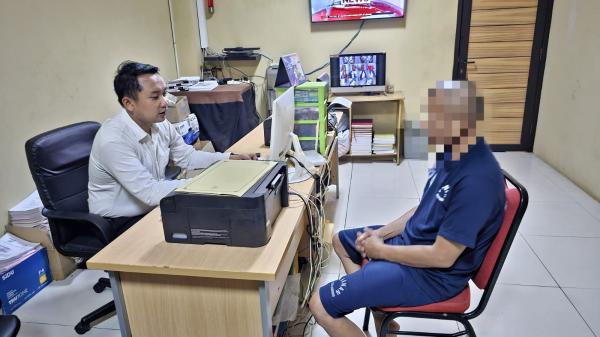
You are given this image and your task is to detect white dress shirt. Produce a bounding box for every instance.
[88,109,229,218]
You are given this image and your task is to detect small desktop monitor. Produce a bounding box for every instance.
[330,52,386,94]
[269,87,296,161]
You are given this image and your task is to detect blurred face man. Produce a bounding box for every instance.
[420,80,484,163]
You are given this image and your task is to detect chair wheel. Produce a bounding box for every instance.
[75,322,91,334]
[93,283,106,293]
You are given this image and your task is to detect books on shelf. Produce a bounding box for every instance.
[373,133,396,155]
[351,119,373,155]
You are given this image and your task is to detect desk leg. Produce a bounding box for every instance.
[109,272,131,337]
[259,282,274,337]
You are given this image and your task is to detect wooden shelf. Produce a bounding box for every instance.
[204,54,260,61]
[330,92,405,165]
[346,152,397,158]
[329,92,405,103]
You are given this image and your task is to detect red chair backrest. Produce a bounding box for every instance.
[472,186,521,289]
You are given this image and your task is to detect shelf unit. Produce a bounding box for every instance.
[329,92,405,164]
[203,54,260,61]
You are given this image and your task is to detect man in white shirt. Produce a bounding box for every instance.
[88,61,254,231]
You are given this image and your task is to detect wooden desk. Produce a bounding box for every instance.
[87,125,338,337]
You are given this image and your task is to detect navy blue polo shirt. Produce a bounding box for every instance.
[401,138,505,300]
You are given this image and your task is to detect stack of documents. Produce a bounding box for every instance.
[373,133,396,155]
[0,233,42,273]
[188,80,218,92]
[351,119,373,155]
[9,191,49,229]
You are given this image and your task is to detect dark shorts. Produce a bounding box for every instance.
[319,226,436,318]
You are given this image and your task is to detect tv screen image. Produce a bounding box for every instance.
[339,55,378,87]
[330,52,386,94]
[311,0,405,23]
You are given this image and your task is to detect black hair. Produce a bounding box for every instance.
[113,61,160,106]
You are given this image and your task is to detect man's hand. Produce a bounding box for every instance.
[355,228,384,258]
[362,228,387,260]
[230,153,257,160]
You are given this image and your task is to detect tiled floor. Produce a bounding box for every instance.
[12,153,600,337]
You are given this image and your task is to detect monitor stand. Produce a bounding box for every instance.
[287,133,315,184]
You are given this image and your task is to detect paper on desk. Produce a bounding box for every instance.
[177,160,276,197]
[328,96,352,109]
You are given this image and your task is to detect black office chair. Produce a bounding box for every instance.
[0,315,20,337]
[25,122,116,334]
[25,121,182,334]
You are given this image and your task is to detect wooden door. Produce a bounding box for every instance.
[453,0,554,150]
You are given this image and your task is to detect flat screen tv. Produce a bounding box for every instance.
[311,0,405,23]
[330,52,386,94]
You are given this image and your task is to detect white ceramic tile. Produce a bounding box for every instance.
[497,234,557,286]
[544,171,600,222]
[325,187,350,229]
[310,306,459,337]
[407,159,428,199]
[14,270,115,326]
[18,322,120,337]
[518,174,571,203]
[520,201,600,237]
[345,196,418,229]
[350,162,419,198]
[326,162,352,199]
[470,284,594,337]
[564,288,600,336]
[525,236,600,289]
[320,247,342,276]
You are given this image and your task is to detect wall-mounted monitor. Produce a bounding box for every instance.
[330,52,386,94]
[311,0,406,23]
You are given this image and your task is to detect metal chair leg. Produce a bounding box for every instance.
[74,301,116,335]
[363,308,371,331]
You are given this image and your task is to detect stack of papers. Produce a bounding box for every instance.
[188,80,218,92]
[9,191,49,229]
[0,233,42,273]
[351,119,373,155]
[373,133,396,155]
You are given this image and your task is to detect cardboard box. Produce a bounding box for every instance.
[172,120,191,137]
[6,225,77,281]
[193,140,215,152]
[0,247,51,314]
[166,96,191,123]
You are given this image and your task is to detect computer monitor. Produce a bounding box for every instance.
[330,52,386,94]
[269,87,296,161]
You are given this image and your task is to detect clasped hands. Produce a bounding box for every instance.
[355,228,386,260]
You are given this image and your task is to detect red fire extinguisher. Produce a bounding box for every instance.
[207,0,214,13]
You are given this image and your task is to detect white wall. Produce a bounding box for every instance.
[0,0,177,232]
[173,0,458,120]
[534,0,600,201]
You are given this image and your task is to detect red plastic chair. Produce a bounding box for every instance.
[362,170,528,337]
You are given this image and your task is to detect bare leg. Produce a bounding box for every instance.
[372,311,400,337]
[309,292,366,337]
[333,232,361,275]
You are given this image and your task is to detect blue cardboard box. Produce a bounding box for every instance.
[0,247,52,314]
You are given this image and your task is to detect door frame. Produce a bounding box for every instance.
[452,0,555,152]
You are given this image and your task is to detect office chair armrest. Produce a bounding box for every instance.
[42,208,116,244]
